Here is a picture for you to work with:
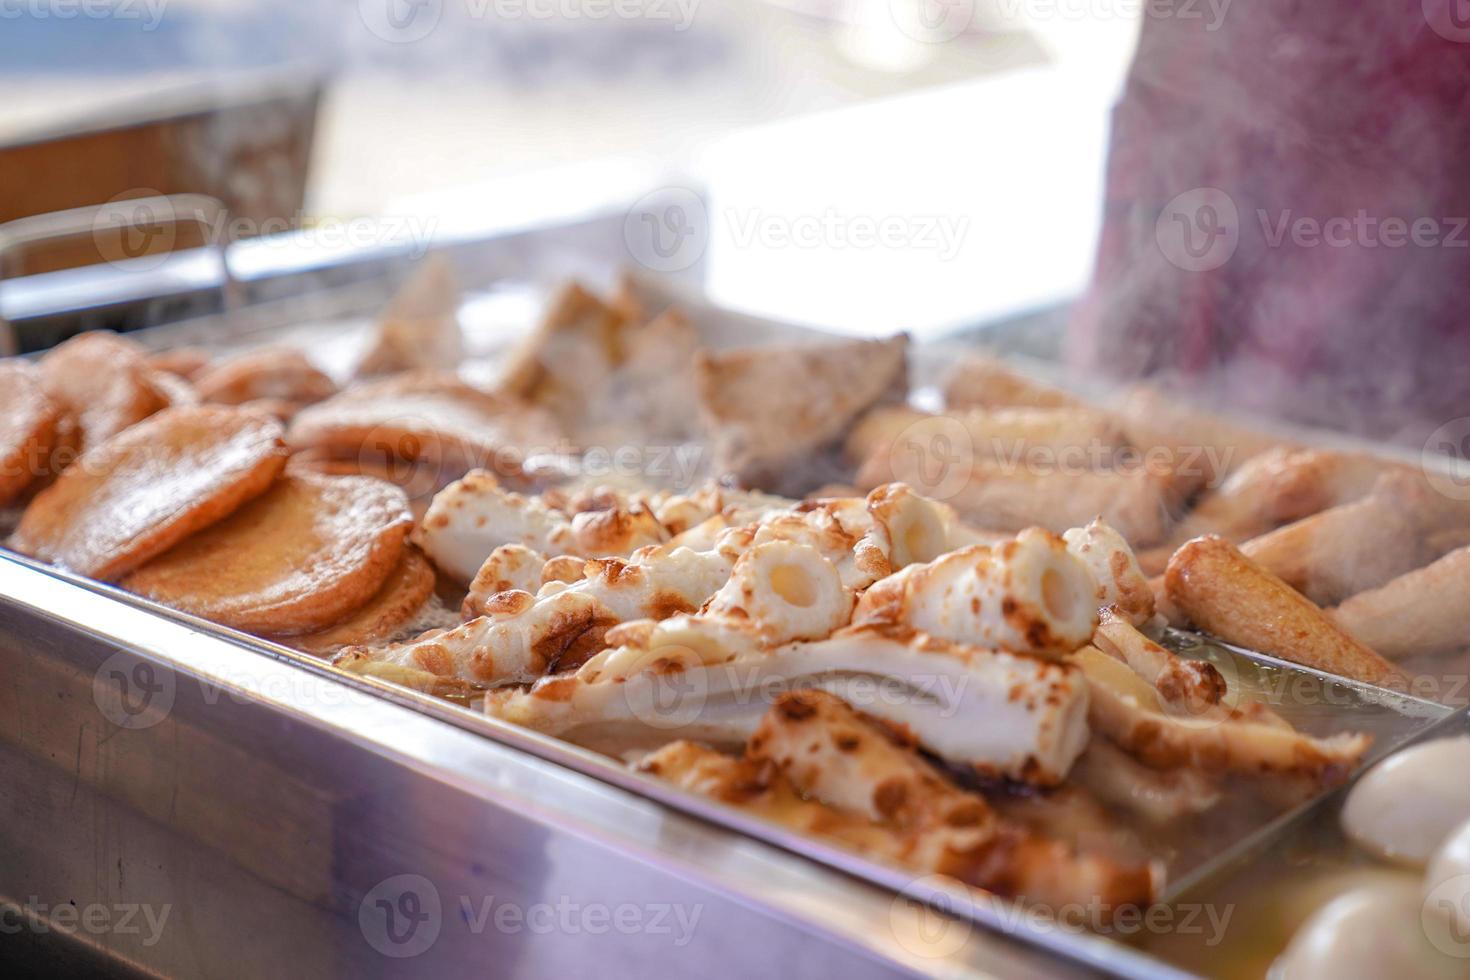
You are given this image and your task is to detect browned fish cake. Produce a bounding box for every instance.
[10,406,287,580]
[696,335,909,493]
[288,371,563,486]
[148,346,213,379]
[238,398,308,422]
[148,369,199,407]
[287,449,445,522]
[0,362,64,507]
[281,545,436,654]
[38,332,171,450]
[194,347,338,407]
[121,473,412,635]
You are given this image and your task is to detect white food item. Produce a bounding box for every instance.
[1423,818,1470,950]
[354,546,734,686]
[416,469,671,584]
[462,544,547,617]
[416,471,574,583]
[487,626,1091,785]
[1342,736,1470,866]
[1063,518,1154,626]
[1272,881,1464,980]
[703,540,852,645]
[853,527,1099,656]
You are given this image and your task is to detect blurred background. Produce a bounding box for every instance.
[0,0,1142,339]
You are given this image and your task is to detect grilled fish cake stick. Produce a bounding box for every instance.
[1164,535,1401,686]
[1239,472,1428,605]
[1330,546,1470,659]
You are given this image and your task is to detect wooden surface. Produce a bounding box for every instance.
[0,74,321,277]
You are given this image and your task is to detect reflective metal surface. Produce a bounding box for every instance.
[0,554,1138,979]
[0,222,1453,978]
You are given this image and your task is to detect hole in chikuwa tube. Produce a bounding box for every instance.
[771,563,817,608]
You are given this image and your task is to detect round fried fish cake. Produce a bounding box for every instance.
[149,369,199,407]
[287,371,562,486]
[0,363,63,507]
[121,473,412,635]
[194,347,338,407]
[281,545,437,655]
[10,406,287,580]
[233,398,309,423]
[287,448,446,522]
[148,347,212,379]
[39,332,171,450]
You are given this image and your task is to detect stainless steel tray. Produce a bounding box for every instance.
[0,225,1456,979]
